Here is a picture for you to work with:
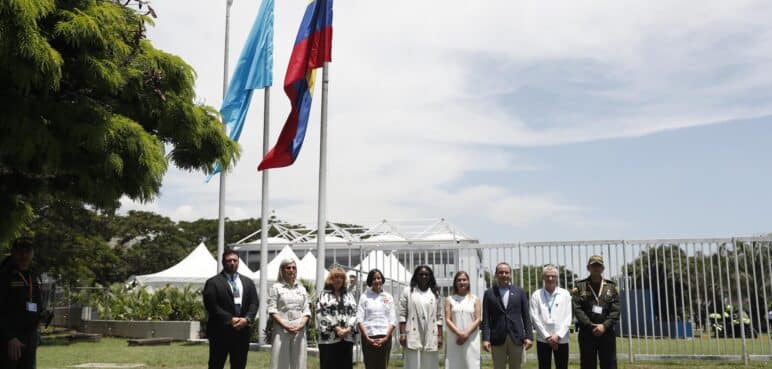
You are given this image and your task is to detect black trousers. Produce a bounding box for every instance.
[319,341,353,369]
[361,335,391,369]
[536,341,568,369]
[578,329,616,369]
[208,330,250,369]
[1,335,37,369]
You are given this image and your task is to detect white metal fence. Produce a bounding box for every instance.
[252,236,772,363]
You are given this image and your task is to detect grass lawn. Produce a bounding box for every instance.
[37,338,769,369]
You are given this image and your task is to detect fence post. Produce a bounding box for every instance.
[518,243,523,287]
[732,238,749,365]
[623,240,634,362]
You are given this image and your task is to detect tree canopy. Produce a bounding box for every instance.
[0,0,238,241]
[2,199,269,287]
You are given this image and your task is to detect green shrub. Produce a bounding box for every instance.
[86,283,205,321]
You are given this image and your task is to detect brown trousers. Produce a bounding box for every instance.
[361,335,392,369]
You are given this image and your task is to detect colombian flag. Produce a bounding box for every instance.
[258,0,333,170]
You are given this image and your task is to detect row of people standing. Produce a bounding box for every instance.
[204,249,619,369]
[349,265,481,369]
[488,257,621,369]
[266,261,480,369]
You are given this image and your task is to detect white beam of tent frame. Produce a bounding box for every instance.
[232,216,477,251]
[233,218,308,245]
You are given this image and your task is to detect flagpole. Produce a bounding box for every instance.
[258,87,270,343]
[315,62,330,296]
[217,0,234,273]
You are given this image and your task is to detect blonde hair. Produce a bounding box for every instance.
[323,267,348,292]
[277,259,297,283]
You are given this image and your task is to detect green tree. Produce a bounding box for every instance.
[19,199,122,287]
[0,0,238,241]
[108,210,196,277]
[178,217,265,249]
[512,264,578,296]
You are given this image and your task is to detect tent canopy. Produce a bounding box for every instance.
[347,250,412,284]
[298,252,329,281]
[134,242,256,289]
[254,245,300,281]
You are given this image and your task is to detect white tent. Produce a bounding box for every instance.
[347,250,412,284]
[133,242,257,289]
[298,252,329,281]
[254,245,301,281]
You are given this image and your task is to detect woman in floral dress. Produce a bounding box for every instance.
[316,267,357,369]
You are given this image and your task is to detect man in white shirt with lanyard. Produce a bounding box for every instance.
[529,264,572,369]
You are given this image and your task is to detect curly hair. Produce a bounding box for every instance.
[410,265,439,297]
[323,267,348,292]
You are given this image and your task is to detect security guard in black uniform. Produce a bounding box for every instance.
[571,255,620,369]
[0,238,42,369]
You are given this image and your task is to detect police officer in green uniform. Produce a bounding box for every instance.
[571,255,620,369]
[0,238,42,369]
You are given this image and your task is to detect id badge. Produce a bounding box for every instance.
[234,296,243,305]
[26,302,38,312]
[592,305,603,314]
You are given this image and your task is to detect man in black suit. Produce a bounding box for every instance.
[481,262,533,369]
[203,249,258,369]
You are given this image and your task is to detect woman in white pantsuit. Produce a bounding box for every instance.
[268,259,311,369]
[444,271,481,369]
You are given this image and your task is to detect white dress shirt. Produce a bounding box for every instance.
[529,286,572,344]
[357,288,397,336]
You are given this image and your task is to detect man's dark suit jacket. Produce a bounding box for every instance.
[481,284,533,346]
[203,272,259,339]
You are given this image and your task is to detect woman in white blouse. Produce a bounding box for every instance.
[315,267,357,369]
[268,259,311,369]
[356,268,397,369]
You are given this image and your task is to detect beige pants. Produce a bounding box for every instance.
[403,349,438,369]
[270,329,307,369]
[491,336,523,369]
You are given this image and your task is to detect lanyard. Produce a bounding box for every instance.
[543,289,557,314]
[17,272,32,300]
[229,275,240,297]
[588,280,605,305]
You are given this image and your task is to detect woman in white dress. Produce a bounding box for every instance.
[444,271,481,369]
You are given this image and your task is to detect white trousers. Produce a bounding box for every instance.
[403,348,439,369]
[270,329,307,369]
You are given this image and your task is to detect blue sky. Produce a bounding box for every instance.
[451,116,772,241]
[122,1,772,243]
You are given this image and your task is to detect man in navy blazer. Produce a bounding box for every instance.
[203,249,259,369]
[481,262,533,369]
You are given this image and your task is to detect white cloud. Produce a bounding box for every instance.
[123,0,772,241]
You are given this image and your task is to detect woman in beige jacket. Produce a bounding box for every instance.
[399,265,443,369]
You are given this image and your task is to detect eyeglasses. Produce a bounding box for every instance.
[284,266,296,270]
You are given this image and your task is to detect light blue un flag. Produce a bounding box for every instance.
[208,0,274,181]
